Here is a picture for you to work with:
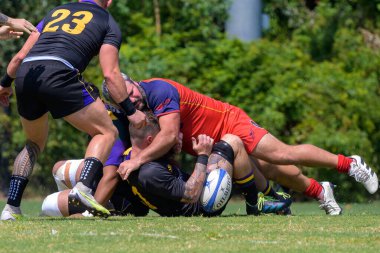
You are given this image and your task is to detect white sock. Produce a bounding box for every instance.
[41,192,63,217]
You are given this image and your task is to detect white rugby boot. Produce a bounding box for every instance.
[1,204,23,221]
[319,182,342,216]
[348,155,378,194]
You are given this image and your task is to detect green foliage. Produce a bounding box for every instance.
[1,0,380,202]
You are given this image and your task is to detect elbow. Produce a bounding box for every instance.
[168,133,179,146]
[8,53,26,75]
[14,52,27,65]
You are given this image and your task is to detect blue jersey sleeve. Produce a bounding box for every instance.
[36,19,44,33]
[139,80,180,117]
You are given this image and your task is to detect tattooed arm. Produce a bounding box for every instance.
[181,134,214,203]
[0,13,9,24]
[0,12,36,34]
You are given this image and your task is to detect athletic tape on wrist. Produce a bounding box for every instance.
[119,98,136,116]
[0,73,14,87]
[197,155,209,166]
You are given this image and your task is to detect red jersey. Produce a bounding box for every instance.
[139,78,267,155]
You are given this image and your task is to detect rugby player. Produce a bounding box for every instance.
[41,99,149,217]
[0,12,36,40]
[0,0,146,220]
[42,117,282,217]
[125,122,292,216]
[111,76,378,215]
[42,158,149,217]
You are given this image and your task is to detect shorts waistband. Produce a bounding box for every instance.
[23,56,75,70]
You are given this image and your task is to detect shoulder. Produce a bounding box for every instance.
[140,78,178,92]
[140,161,167,171]
[139,78,179,101]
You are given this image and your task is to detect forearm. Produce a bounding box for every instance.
[104,71,127,103]
[135,131,178,165]
[181,155,208,203]
[0,13,9,25]
[94,166,120,205]
[7,53,24,77]
[5,31,39,77]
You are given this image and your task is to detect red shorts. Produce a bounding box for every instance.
[221,105,268,154]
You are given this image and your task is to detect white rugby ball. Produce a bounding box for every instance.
[200,169,232,213]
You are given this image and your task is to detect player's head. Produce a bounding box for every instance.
[102,72,136,109]
[86,0,112,9]
[129,113,160,149]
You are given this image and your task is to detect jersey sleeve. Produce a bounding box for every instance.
[104,139,128,167]
[36,19,44,33]
[140,80,180,117]
[138,162,186,201]
[103,14,122,49]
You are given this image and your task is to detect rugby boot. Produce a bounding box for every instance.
[319,182,342,216]
[69,183,110,218]
[348,155,378,194]
[246,192,291,215]
[1,204,23,221]
[274,192,292,215]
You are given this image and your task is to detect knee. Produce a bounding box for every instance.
[41,192,63,217]
[52,161,66,176]
[107,125,118,143]
[221,134,243,155]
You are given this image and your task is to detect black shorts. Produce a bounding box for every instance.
[15,60,99,120]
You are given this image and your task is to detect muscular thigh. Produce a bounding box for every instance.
[222,106,268,154]
[16,60,99,120]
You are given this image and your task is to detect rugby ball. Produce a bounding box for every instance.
[200,169,232,213]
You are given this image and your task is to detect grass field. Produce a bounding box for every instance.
[0,200,379,253]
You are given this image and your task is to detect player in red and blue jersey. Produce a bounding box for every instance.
[0,0,146,220]
[113,76,378,215]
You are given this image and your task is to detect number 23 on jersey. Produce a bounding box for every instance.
[43,9,93,35]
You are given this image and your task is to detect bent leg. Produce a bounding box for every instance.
[41,189,87,217]
[253,158,310,193]
[52,159,84,191]
[41,191,67,217]
[253,133,338,168]
[64,98,117,163]
[64,98,116,187]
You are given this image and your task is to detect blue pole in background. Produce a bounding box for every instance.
[226,0,263,42]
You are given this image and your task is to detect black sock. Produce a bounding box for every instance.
[79,157,103,189]
[7,175,29,207]
[235,172,258,205]
[262,181,277,197]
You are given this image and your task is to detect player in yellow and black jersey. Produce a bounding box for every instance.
[0,0,146,220]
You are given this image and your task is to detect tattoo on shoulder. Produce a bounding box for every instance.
[0,13,9,24]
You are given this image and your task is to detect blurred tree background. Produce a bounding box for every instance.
[0,0,379,202]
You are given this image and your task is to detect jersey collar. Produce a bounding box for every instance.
[80,0,99,6]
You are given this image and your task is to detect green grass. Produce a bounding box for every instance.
[1,200,380,253]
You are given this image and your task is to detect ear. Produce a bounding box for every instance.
[147,136,153,144]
